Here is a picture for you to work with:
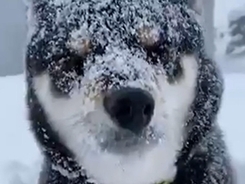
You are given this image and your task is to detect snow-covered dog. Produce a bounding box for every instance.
[24,0,234,183]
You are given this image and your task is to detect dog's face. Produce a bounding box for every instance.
[26,0,203,183]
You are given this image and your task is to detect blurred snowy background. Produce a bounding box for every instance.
[0,0,244,183]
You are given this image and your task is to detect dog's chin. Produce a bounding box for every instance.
[96,126,164,154]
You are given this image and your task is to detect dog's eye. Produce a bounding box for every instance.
[65,54,84,76]
[68,54,84,76]
[51,52,84,76]
[48,53,84,95]
[145,44,166,64]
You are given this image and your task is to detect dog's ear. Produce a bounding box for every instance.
[23,0,56,29]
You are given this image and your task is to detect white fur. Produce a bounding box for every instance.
[33,55,198,184]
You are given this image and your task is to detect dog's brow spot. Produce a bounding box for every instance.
[67,38,92,56]
[138,26,160,47]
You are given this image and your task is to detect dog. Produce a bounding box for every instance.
[24,0,234,183]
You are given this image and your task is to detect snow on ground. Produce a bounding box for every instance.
[0,67,244,183]
[0,75,42,184]
[219,73,245,162]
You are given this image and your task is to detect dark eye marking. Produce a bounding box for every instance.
[144,43,166,64]
[144,43,183,82]
[93,43,106,55]
[68,54,84,76]
[50,51,84,76]
[48,52,85,96]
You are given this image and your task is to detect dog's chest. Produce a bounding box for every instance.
[48,169,173,184]
[50,164,175,184]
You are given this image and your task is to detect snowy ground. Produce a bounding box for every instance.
[0,76,41,184]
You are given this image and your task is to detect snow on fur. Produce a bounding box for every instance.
[26,0,203,96]
[24,0,233,184]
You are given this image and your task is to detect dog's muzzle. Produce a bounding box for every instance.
[103,87,155,134]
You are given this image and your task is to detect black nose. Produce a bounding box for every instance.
[103,87,155,134]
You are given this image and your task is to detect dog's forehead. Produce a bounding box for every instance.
[27,0,203,74]
[49,0,190,44]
